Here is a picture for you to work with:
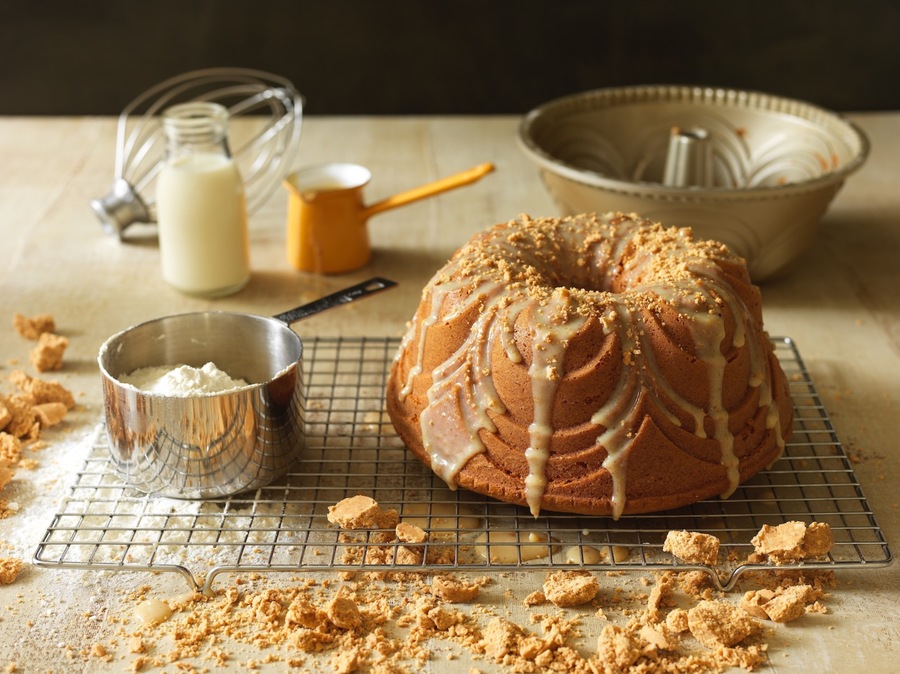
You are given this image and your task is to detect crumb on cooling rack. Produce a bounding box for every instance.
[327,494,399,530]
[395,521,427,544]
[663,530,721,566]
[542,570,600,607]
[750,521,834,564]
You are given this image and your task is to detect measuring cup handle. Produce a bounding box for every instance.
[362,162,495,219]
[273,277,398,325]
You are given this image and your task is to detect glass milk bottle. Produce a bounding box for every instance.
[156,102,250,297]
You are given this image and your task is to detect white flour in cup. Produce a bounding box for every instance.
[119,362,249,395]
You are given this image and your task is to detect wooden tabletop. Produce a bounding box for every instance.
[0,114,897,672]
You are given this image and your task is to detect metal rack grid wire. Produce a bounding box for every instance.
[34,337,892,593]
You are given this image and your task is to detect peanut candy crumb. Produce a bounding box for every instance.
[687,600,758,648]
[542,570,599,608]
[327,494,399,530]
[663,530,720,566]
[30,332,69,372]
[751,521,834,564]
[0,557,24,584]
[12,313,55,340]
[431,574,481,603]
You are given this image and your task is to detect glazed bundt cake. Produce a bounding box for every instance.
[386,213,792,518]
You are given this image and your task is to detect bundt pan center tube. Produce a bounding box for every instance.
[386,213,792,518]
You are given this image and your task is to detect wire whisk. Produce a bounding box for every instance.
[91,67,303,239]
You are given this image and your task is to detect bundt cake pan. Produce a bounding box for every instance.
[517,85,869,281]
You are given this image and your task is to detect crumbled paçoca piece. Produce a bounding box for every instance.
[666,608,690,634]
[0,395,38,441]
[326,494,399,530]
[81,507,835,672]
[33,402,67,428]
[740,584,825,623]
[10,370,76,409]
[596,623,643,671]
[0,399,10,430]
[392,520,429,564]
[687,600,759,648]
[0,557,24,584]
[481,616,527,661]
[30,332,69,372]
[0,458,15,491]
[751,521,835,564]
[12,313,55,340]
[542,570,600,607]
[0,369,74,472]
[285,595,325,629]
[663,530,721,566]
[523,590,547,606]
[679,570,716,599]
[326,587,362,630]
[1,431,23,466]
[646,571,676,622]
[431,574,481,603]
[395,521,427,544]
[801,522,836,558]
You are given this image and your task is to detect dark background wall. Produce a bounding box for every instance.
[2,0,898,116]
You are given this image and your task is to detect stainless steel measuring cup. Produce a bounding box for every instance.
[98,277,396,498]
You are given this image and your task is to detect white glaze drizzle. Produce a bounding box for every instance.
[417,296,504,483]
[524,290,586,515]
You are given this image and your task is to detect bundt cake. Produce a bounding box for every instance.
[386,213,792,518]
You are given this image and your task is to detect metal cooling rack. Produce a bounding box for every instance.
[34,337,892,593]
